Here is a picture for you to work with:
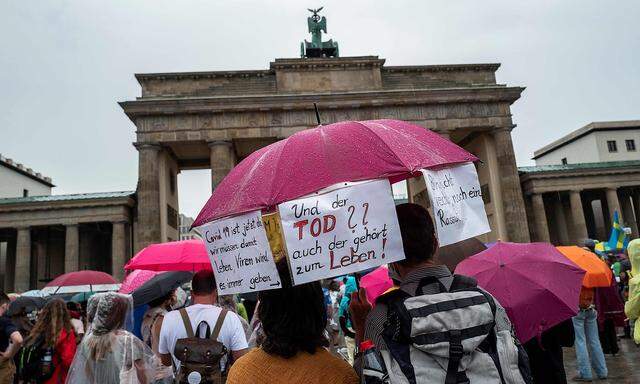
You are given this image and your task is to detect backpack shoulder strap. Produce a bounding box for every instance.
[179,308,195,338]
[210,309,228,340]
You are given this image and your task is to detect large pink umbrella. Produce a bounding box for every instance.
[193,119,476,226]
[119,270,161,294]
[455,242,586,343]
[125,239,212,272]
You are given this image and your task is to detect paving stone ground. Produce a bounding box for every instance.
[564,338,640,383]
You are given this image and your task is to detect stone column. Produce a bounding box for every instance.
[605,187,622,225]
[569,190,589,243]
[111,221,127,281]
[15,227,31,292]
[135,143,162,252]
[208,140,235,192]
[552,194,570,244]
[492,128,530,242]
[531,193,550,242]
[620,193,639,237]
[64,224,79,273]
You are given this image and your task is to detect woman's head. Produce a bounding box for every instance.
[28,298,71,346]
[258,261,327,358]
[92,292,133,335]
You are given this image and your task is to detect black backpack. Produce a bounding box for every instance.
[17,335,55,383]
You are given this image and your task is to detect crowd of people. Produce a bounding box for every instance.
[0,203,637,384]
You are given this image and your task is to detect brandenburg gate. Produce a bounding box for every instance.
[120,54,530,251]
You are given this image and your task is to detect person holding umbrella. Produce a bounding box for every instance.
[556,246,612,382]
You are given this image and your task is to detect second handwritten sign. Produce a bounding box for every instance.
[279,179,405,286]
[200,210,281,295]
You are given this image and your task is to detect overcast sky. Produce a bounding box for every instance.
[1,1,639,218]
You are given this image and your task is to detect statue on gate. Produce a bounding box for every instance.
[300,7,339,58]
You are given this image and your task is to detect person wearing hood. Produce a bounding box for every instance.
[338,275,357,364]
[624,239,640,343]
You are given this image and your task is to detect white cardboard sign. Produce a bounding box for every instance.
[200,210,281,295]
[421,162,490,246]
[279,179,405,285]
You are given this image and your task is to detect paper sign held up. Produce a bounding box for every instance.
[279,179,405,286]
[199,210,281,295]
[421,162,490,246]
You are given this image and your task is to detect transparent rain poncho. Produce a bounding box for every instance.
[67,292,171,384]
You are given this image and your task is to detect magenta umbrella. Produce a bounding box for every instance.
[193,119,477,226]
[119,270,161,294]
[124,240,212,272]
[455,242,586,343]
[360,266,394,305]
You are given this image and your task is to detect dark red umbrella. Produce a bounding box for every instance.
[42,270,118,294]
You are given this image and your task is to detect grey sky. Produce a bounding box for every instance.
[1,1,639,218]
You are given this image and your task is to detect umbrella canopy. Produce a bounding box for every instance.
[6,296,46,316]
[194,119,477,226]
[455,242,585,343]
[360,266,394,304]
[119,270,162,294]
[69,291,96,303]
[556,246,613,288]
[435,237,487,272]
[41,270,119,295]
[21,290,49,298]
[131,271,193,307]
[125,240,211,272]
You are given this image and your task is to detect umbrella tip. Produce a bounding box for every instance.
[313,103,322,125]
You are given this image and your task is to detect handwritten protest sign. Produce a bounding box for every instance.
[200,210,281,295]
[279,179,404,286]
[421,162,490,246]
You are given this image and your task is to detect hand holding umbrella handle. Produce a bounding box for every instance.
[349,288,372,345]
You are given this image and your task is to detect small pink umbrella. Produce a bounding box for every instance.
[455,242,586,343]
[193,119,477,226]
[125,239,212,272]
[119,270,161,294]
[360,266,394,305]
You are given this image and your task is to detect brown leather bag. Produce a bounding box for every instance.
[174,308,228,384]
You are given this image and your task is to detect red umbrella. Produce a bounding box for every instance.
[42,270,118,295]
[125,239,212,272]
[455,242,585,343]
[193,119,477,226]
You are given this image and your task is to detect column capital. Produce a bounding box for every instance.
[569,189,583,193]
[15,225,31,231]
[207,140,233,148]
[111,219,129,225]
[606,187,618,192]
[65,223,79,227]
[133,142,162,151]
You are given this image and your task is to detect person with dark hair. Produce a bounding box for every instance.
[0,292,22,383]
[349,203,529,383]
[66,301,85,342]
[141,290,176,383]
[226,260,358,384]
[158,270,248,377]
